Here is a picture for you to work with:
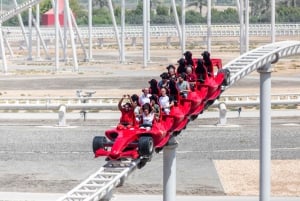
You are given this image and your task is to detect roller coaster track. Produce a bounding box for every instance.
[0,0,43,23]
[56,159,140,201]
[56,40,300,201]
[223,40,300,89]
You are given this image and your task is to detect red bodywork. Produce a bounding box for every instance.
[94,58,226,161]
[95,117,173,160]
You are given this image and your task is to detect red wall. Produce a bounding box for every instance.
[42,13,65,26]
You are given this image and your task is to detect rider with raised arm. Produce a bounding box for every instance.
[118,94,135,128]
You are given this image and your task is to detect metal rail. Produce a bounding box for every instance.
[0,0,43,23]
[223,40,300,89]
[0,93,299,111]
[3,24,300,41]
[56,159,140,201]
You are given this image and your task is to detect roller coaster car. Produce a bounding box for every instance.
[161,82,191,135]
[93,57,230,167]
[196,58,229,108]
[93,117,173,168]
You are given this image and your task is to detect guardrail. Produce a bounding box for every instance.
[3,23,300,42]
[0,93,299,111]
[0,97,119,110]
[0,94,298,126]
[216,93,300,106]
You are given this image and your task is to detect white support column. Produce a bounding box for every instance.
[55,0,59,71]
[108,0,121,62]
[70,12,88,60]
[88,0,93,60]
[13,0,28,49]
[218,102,227,125]
[3,32,14,57]
[65,0,79,72]
[143,0,147,67]
[63,0,68,61]
[163,137,178,201]
[171,0,182,46]
[257,63,272,201]
[58,105,67,127]
[36,3,41,59]
[271,0,276,43]
[239,0,245,54]
[120,0,125,63]
[245,0,249,52]
[146,0,150,62]
[207,0,211,53]
[51,0,65,49]
[32,18,50,59]
[28,6,33,60]
[0,23,7,73]
[181,0,186,55]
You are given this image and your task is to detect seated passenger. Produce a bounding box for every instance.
[118,94,135,128]
[139,87,151,106]
[166,64,177,81]
[140,103,154,130]
[131,94,139,104]
[177,58,186,74]
[168,79,179,103]
[186,66,197,91]
[195,59,207,82]
[148,79,160,96]
[159,87,174,115]
[184,51,194,67]
[132,99,141,123]
[176,73,190,98]
[202,51,213,76]
[158,72,170,89]
[149,95,160,121]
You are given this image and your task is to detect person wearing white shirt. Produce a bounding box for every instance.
[140,103,154,130]
[159,87,174,115]
[139,87,151,106]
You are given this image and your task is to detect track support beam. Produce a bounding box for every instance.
[257,62,272,201]
[163,136,178,201]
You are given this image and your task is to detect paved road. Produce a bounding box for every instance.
[0,116,299,195]
[0,193,299,201]
[0,72,299,91]
[0,61,298,199]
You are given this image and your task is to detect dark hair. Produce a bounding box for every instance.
[148,79,157,85]
[201,51,210,58]
[195,59,206,74]
[124,102,132,108]
[142,103,152,112]
[168,79,178,101]
[131,94,139,103]
[148,79,159,96]
[197,58,203,66]
[166,64,175,70]
[160,72,169,79]
[178,72,186,80]
[177,58,185,65]
[149,95,158,104]
[183,51,192,57]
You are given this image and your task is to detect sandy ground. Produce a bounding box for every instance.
[214,160,300,196]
